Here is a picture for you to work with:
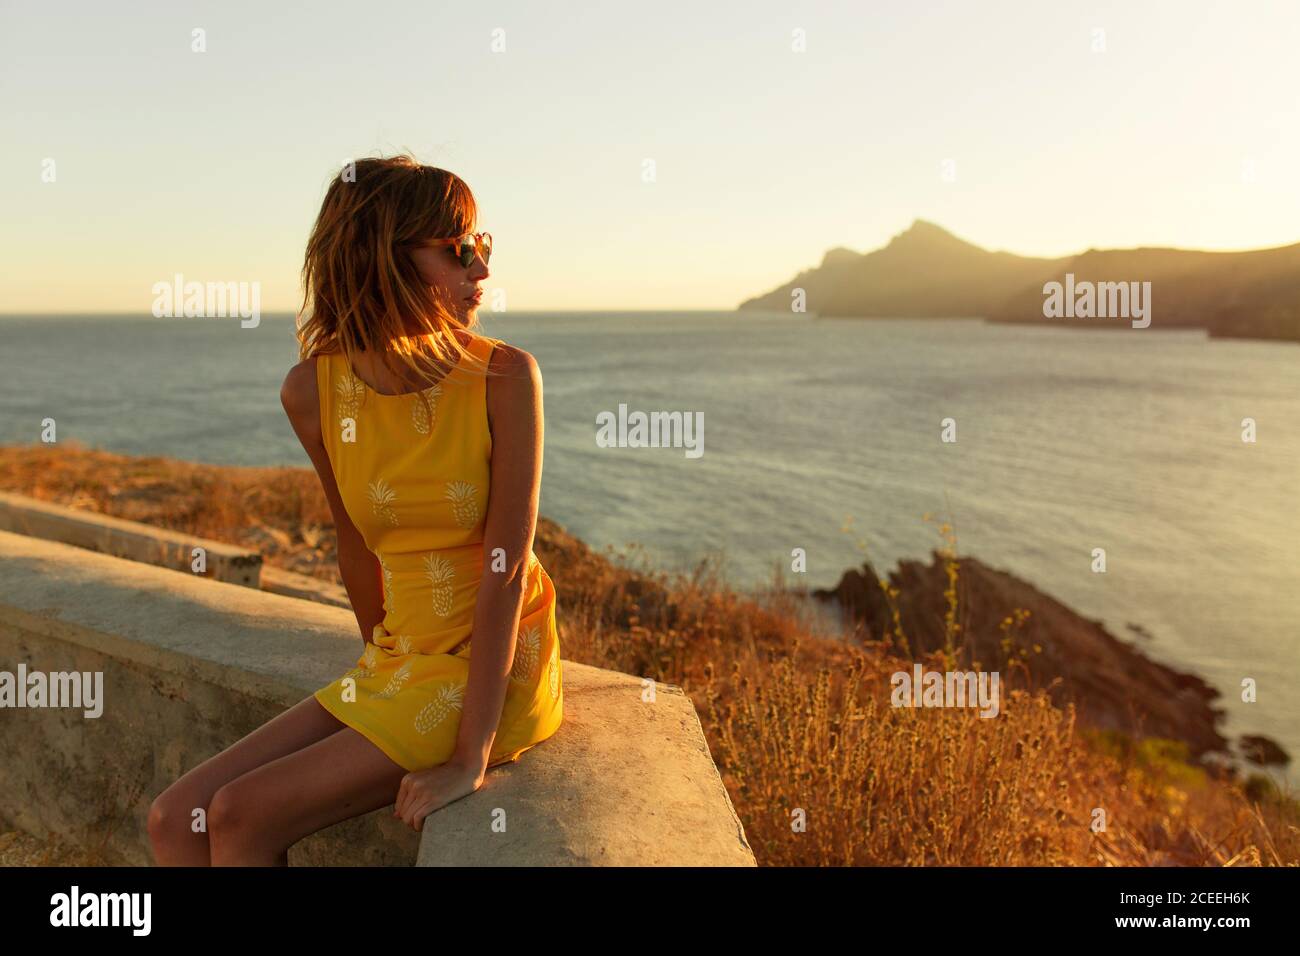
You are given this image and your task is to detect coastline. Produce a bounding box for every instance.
[2,441,1296,865]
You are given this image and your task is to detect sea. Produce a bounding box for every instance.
[1,311,1297,781]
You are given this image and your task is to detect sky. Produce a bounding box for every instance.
[2,0,1298,313]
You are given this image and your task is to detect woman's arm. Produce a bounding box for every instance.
[280,358,386,646]
[448,344,545,775]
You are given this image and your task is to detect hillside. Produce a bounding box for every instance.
[814,554,1247,762]
[990,242,1300,341]
[2,442,1297,866]
[738,219,1067,317]
[739,221,1300,342]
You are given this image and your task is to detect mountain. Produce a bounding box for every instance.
[738,220,1068,318]
[739,221,1300,342]
[989,243,1300,341]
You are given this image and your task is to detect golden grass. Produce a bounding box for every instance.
[2,441,1296,866]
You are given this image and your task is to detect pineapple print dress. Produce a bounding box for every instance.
[311,331,563,772]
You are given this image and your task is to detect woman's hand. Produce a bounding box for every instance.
[393,761,486,832]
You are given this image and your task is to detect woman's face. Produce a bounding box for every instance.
[410,234,490,319]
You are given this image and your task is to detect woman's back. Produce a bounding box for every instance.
[310,330,563,772]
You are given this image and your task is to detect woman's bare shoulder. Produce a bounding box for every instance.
[280,355,323,431]
[487,341,540,384]
[485,342,541,428]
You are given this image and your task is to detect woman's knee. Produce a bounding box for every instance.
[147,785,204,858]
[206,780,288,864]
[207,780,259,839]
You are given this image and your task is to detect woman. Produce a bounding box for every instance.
[148,155,563,866]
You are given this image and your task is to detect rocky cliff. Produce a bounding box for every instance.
[813,552,1288,767]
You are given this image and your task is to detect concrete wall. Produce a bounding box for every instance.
[417,668,753,865]
[0,529,755,866]
[260,565,351,608]
[0,489,352,607]
[0,490,261,587]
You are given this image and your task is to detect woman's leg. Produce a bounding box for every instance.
[206,725,409,866]
[148,694,346,866]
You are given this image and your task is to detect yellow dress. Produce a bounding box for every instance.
[311,331,563,772]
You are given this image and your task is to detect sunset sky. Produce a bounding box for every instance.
[2,0,1297,313]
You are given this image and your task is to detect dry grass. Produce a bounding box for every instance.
[2,441,1297,866]
[0,440,339,579]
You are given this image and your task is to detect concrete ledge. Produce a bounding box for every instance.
[261,565,351,609]
[0,530,755,866]
[0,490,261,587]
[417,667,753,865]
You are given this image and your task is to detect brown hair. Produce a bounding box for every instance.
[295,154,498,416]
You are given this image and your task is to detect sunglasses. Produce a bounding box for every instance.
[412,231,493,267]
